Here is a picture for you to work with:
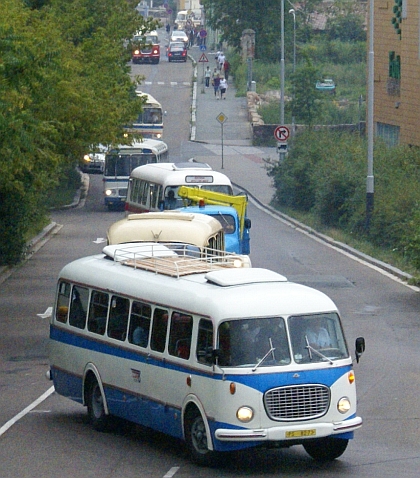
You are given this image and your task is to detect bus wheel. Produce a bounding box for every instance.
[86,379,110,432]
[184,408,217,466]
[303,437,349,462]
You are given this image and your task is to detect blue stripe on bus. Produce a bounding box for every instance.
[51,326,351,391]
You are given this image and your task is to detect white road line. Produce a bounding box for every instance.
[163,467,180,478]
[0,386,55,437]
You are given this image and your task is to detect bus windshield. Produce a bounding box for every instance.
[137,107,162,125]
[217,313,349,368]
[105,153,154,176]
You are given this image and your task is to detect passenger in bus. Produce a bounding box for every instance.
[165,190,178,209]
[305,317,331,348]
[133,325,149,347]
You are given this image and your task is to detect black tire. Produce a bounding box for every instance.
[86,379,111,432]
[303,437,349,462]
[184,409,217,466]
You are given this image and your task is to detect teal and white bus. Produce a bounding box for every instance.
[49,243,365,465]
[103,139,168,210]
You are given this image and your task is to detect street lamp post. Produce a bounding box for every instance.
[289,9,296,73]
[289,8,296,135]
[278,0,285,161]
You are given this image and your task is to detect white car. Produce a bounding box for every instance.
[170,30,189,45]
[80,144,107,174]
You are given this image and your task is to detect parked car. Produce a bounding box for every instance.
[167,42,187,62]
[80,144,107,173]
[170,30,189,46]
[316,78,336,93]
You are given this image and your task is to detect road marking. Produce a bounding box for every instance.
[0,386,55,437]
[163,467,180,478]
[141,81,191,87]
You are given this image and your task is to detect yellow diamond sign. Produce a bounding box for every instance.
[216,112,228,124]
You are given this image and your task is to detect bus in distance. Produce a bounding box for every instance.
[132,31,160,65]
[49,243,365,465]
[103,139,168,210]
[125,161,233,214]
[125,91,163,139]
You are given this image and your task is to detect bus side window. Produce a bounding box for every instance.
[140,181,149,206]
[197,319,214,365]
[128,301,152,347]
[107,295,130,341]
[88,290,109,335]
[150,308,169,353]
[56,281,71,323]
[168,312,193,359]
[68,286,89,329]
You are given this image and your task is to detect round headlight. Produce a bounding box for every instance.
[337,397,351,414]
[236,406,254,423]
[105,189,113,197]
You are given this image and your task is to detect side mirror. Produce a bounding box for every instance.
[355,337,365,363]
[244,218,251,230]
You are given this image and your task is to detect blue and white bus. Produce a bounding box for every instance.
[49,243,365,465]
[103,139,168,210]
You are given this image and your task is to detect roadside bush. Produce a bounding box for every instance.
[269,131,420,273]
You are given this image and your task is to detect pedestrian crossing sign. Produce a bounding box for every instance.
[199,53,208,63]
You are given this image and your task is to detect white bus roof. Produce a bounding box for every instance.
[109,139,168,154]
[130,162,232,186]
[107,212,223,245]
[59,253,338,321]
[135,91,161,107]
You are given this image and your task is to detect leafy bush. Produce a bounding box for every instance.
[269,131,420,272]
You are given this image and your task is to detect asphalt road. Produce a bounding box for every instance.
[1,31,420,478]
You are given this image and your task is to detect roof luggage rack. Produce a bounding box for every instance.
[102,242,248,278]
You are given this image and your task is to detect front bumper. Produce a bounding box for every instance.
[215,416,362,442]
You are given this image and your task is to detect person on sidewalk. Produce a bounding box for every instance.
[218,52,226,72]
[219,77,228,99]
[213,74,221,98]
[223,59,230,81]
[204,66,211,88]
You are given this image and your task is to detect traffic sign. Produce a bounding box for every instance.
[198,53,208,63]
[216,112,228,124]
[274,125,290,142]
[200,44,207,51]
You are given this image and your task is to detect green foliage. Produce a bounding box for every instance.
[268,132,420,272]
[0,0,150,265]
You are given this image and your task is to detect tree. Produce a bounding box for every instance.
[290,55,322,126]
[0,0,154,265]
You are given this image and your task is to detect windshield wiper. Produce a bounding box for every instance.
[252,338,276,371]
[304,336,333,364]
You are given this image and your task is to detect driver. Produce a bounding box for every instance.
[305,317,331,348]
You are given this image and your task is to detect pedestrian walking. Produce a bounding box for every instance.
[223,59,230,81]
[219,77,228,99]
[215,51,221,70]
[213,74,221,98]
[204,66,211,88]
[166,23,170,34]
[218,52,225,72]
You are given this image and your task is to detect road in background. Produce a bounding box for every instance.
[0,28,419,477]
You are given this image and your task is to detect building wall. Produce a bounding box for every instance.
[374,0,420,146]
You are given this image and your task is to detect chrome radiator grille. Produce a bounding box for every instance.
[264,384,330,421]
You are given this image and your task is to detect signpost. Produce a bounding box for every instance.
[217,113,228,169]
[198,53,209,93]
[274,125,289,158]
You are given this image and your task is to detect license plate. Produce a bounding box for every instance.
[285,429,316,438]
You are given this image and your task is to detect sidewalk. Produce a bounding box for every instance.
[189,47,277,207]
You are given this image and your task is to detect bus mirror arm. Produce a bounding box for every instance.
[355,337,365,363]
[212,348,222,365]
